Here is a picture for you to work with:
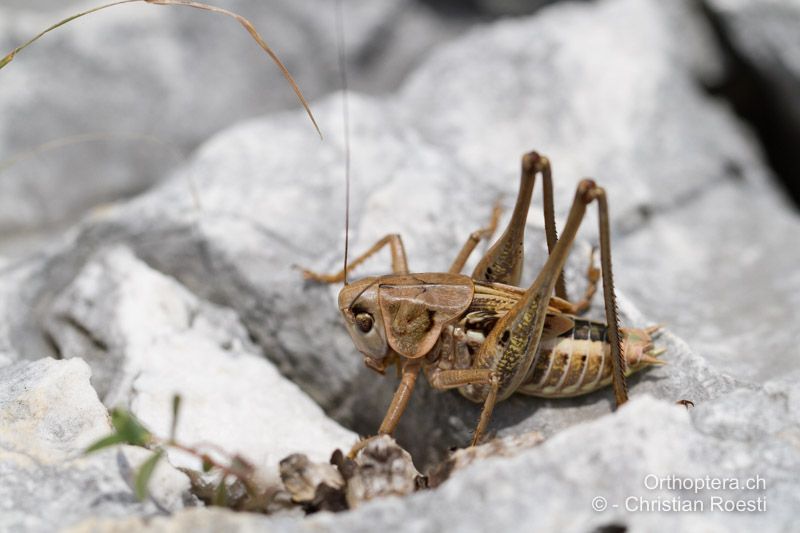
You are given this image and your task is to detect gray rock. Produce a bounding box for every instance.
[44,246,358,486]
[68,392,800,532]
[705,0,800,75]
[471,0,565,16]
[427,430,544,488]
[0,0,798,530]
[24,0,781,463]
[0,358,191,532]
[0,0,466,252]
[0,0,793,461]
[383,0,798,386]
[0,357,110,461]
[426,0,572,17]
[298,391,797,533]
[67,507,273,533]
[1,0,64,12]
[704,0,800,179]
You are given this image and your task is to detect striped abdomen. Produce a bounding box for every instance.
[517,319,664,398]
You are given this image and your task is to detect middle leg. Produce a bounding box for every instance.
[425,367,499,446]
[549,247,601,316]
[448,201,502,274]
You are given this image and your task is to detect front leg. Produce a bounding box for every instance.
[349,359,421,458]
[378,360,421,435]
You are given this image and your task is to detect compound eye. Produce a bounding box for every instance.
[354,312,374,333]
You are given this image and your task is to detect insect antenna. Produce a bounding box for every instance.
[335,0,351,285]
[346,277,382,314]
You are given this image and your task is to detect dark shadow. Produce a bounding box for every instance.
[700,0,800,210]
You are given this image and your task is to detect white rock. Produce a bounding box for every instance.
[0,356,108,462]
[0,0,465,249]
[0,358,190,532]
[0,0,798,530]
[45,246,358,486]
[67,392,800,532]
[67,507,272,533]
[34,0,770,461]
[1,0,792,464]
[288,393,798,533]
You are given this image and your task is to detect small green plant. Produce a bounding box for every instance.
[86,395,273,508]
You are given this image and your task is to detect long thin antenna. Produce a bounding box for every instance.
[335,0,351,285]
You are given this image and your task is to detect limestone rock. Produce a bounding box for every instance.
[44,246,359,486]
[704,0,800,199]
[1,0,799,530]
[68,392,800,532]
[0,358,190,532]
[27,0,780,464]
[0,0,464,249]
[0,0,793,465]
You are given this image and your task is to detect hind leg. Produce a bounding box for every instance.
[467,180,630,444]
[472,151,567,299]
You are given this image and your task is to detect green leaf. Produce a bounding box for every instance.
[201,455,214,473]
[110,408,152,447]
[84,433,127,454]
[134,449,164,501]
[212,476,228,507]
[169,394,182,441]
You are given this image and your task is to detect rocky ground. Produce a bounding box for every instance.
[1,0,799,532]
[0,0,468,252]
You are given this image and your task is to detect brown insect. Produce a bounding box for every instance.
[303,151,666,447]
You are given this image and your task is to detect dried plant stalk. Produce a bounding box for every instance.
[0,0,320,137]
